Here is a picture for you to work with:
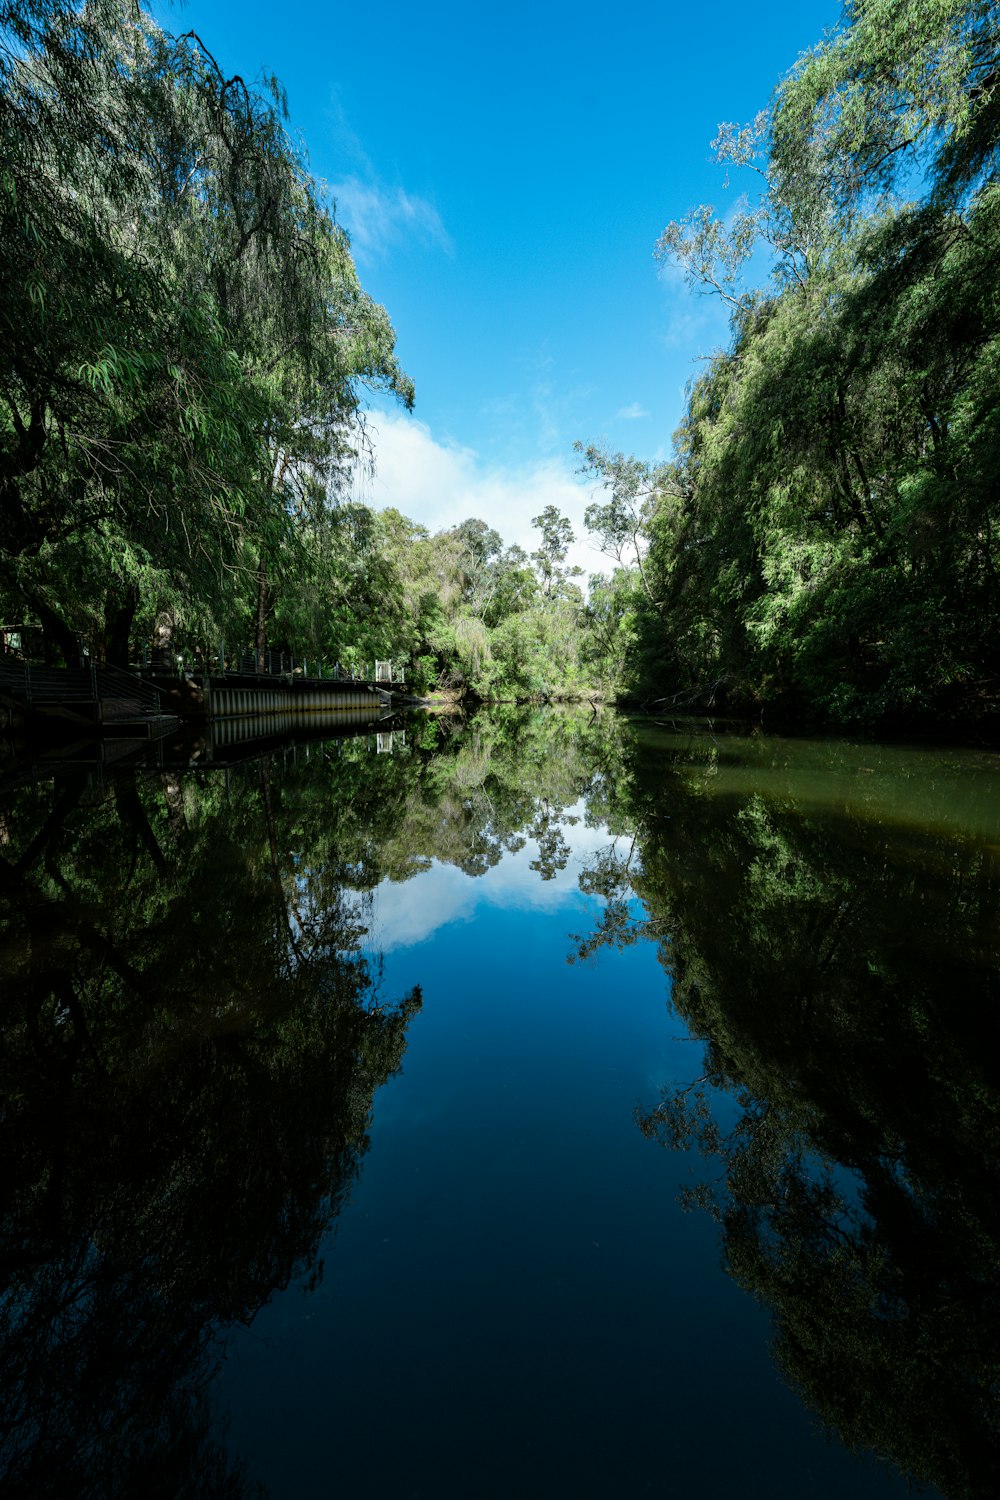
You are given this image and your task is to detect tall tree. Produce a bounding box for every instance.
[531,504,579,600]
[580,0,1000,727]
[0,0,412,662]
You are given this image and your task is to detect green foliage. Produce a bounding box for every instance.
[772,0,1000,212]
[530,503,578,599]
[0,0,411,661]
[0,6,601,694]
[267,499,595,702]
[579,0,1000,730]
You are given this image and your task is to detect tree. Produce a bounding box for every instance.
[575,0,1000,727]
[0,0,412,663]
[772,0,1000,214]
[530,504,580,599]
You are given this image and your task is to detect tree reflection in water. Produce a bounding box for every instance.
[0,705,602,1497]
[12,709,998,1498]
[575,725,1000,1500]
[0,752,421,1498]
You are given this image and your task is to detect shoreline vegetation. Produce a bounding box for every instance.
[3,1,1000,738]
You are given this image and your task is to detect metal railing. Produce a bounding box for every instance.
[0,657,169,720]
[1,638,406,688]
[95,662,165,721]
[0,659,96,708]
[162,649,404,683]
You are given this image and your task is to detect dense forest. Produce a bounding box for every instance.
[583,0,1000,730]
[0,0,596,701]
[3,0,1000,727]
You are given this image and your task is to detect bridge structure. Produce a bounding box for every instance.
[0,656,409,739]
[197,661,404,723]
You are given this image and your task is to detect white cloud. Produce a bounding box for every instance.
[358,410,610,579]
[331,176,453,263]
[615,401,649,421]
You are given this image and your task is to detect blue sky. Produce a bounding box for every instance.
[162,0,840,568]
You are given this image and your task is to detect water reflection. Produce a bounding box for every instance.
[4,708,998,1497]
[0,705,606,1496]
[579,722,1000,1500]
[0,746,421,1497]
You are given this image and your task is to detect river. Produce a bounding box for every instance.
[3,706,997,1498]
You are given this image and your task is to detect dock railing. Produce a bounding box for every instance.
[0,657,172,724]
[145,647,405,683]
[2,635,406,689]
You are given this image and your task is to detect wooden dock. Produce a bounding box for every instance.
[0,658,407,738]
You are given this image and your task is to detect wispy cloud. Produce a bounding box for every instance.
[357,410,610,580]
[331,176,453,263]
[476,346,596,465]
[615,401,649,421]
[655,230,737,358]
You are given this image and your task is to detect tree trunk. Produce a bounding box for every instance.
[256,558,268,671]
[22,590,80,666]
[152,611,176,669]
[106,585,140,668]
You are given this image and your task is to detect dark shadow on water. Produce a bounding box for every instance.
[0,704,599,1496]
[0,739,422,1497]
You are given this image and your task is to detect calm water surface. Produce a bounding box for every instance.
[3,708,999,1498]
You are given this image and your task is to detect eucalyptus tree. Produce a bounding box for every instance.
[530,504,578,599]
